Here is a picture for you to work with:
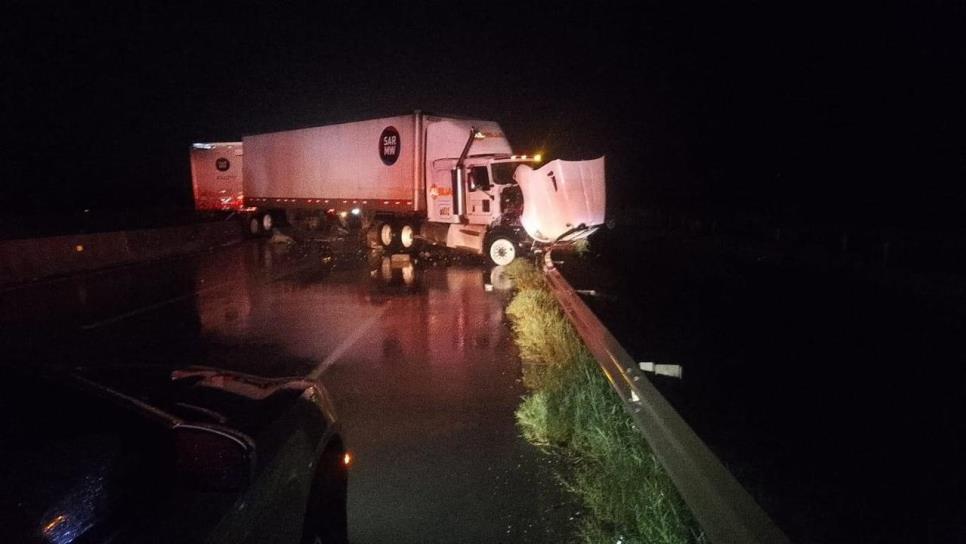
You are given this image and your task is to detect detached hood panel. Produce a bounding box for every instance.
[515,157,606,243]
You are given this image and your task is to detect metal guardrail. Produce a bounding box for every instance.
[542,249,791,544]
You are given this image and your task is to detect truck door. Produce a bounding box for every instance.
[465,165,496,225]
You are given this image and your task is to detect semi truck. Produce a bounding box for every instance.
[234,111,606,265]
[189,142,245,212]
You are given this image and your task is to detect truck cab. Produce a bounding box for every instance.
[466,157,536,226]
[422,154,539,265]
[427,155,539,227]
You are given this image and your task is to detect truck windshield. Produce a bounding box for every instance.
[490,162,525,185]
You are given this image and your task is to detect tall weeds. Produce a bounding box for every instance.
[505,259,705,544]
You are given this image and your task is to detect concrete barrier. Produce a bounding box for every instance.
[0,221,244,286]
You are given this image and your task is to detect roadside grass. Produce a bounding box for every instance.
[505,259,705,544]
[505,258,547,291]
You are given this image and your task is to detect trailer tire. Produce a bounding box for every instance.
[261,212,274,233]
[486,235,517,266]
[378,221,396,249]
[248,216,263,237]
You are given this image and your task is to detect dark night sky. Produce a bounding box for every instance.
[3,2,966,229]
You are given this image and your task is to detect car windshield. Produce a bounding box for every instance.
[490,162,527,185]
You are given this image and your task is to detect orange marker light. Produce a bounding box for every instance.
[43,514,67,536]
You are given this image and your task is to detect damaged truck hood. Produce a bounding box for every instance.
[513,157,606,243]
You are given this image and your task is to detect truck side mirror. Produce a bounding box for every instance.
[174,424,256,493]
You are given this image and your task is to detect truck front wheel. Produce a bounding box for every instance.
[486,235,517,266]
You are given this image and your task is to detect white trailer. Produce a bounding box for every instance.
[242,111,604,265]
[189,142,245,212]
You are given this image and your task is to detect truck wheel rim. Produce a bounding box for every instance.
[262,213,273,231]
[400,225,415,248]
[250,217,260,235]
[489,239,515,265]
[380,224,393,246]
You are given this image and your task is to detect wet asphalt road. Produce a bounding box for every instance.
[0,239,578,543]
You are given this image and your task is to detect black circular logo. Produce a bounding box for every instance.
[379,127,401,166]
[215,157,231,172]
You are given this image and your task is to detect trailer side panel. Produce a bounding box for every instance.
[243,114,417,211]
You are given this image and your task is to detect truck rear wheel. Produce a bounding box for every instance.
[399,223,417,251]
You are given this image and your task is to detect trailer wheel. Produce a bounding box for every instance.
[248,216,263,236]
[486,235,517,266]
[399,223,417,250]
[379,222,395,249]
[261,212,274,233]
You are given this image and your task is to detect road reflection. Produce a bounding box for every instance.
[1,238,516,383]
[188,243,512,379]
[367,252,421,293]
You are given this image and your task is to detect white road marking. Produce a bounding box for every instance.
[307,303,389,379]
